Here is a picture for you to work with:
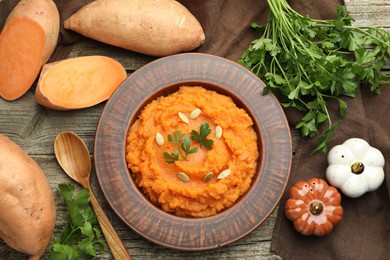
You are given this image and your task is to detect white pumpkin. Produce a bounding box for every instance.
[326,138,385,198]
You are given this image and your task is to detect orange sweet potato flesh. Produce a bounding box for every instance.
[0,134,56,260]
[0,0,59,101]
[7,0,60,64]
[0,18,45,100]
[64,0,205,57]
[35,56,127,110]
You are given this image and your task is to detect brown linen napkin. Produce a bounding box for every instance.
[264,2,390,259]
[271,85,390,260]
[1,0,389,259]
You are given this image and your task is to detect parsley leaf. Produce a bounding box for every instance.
[163,149,180,164]
[180,134,199,155]
[50,183,107,260]
[191,123,214,149]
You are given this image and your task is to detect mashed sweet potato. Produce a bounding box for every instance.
[126,86,259,217]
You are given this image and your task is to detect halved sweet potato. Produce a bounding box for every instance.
[0,0,59,101]
[0,18,45,100]
[35,56,127,110]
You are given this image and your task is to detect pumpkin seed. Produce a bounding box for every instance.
[155,132,164,145]
[178,112,189,124]
[215,125,222,139]
[190,108,201,119]
[203,172,213,182]
[217,169,231,180]
[178,172,190,182]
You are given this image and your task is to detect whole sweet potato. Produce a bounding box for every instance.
[0,134,56,260]
[64,0,205,56]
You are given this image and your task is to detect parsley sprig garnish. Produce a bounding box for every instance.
[50,183,107,259]
[191,122,214,149]
[238,1,390,153]
[163,123,214,163]
[163,131,198,163]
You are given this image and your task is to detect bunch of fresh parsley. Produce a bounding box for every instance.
[238,1,390,153]
[50,183,107,259]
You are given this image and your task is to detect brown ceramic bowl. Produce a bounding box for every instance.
[94,53,291,251]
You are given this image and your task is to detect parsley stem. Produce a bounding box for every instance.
[274,58,293,91]
[178,143,189,161]
[317,92,333,125]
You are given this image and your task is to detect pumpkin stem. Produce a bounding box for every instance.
[309,201,323,215]
[351,162,364,174]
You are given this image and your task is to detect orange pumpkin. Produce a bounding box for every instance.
[285,178,343,236]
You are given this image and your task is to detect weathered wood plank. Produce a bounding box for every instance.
[0,91,103,154]
[345,0,390,28]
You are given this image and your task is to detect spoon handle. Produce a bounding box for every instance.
[89,188,131,260]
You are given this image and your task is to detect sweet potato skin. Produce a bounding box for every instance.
[64,0,205,56]
[7,0,60,63]
[0,134,56,259]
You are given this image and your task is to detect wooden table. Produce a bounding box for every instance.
[0,1,388,259]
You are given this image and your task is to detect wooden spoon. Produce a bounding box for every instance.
[54,131,131,260]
